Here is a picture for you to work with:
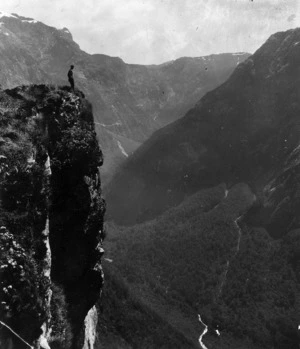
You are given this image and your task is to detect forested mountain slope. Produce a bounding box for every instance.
[99,183,299,348]
[106,27,300,232]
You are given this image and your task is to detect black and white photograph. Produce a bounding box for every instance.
[0,1,299,348]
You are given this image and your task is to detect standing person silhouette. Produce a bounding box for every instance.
[68,65,75,91]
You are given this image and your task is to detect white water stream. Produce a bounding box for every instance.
[117,140,129,157]
[198,314,209,349]
[94,121,122,127]
[197,197,244,348]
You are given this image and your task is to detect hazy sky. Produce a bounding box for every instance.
[1,0,299,64]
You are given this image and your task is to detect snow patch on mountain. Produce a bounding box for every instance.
[0,12,18,19]
[22,19,38,24]
[0,12,38,24]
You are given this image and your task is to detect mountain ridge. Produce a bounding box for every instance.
[0,11,250,182]
[106,27,300,230]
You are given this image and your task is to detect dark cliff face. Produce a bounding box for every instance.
[0,13,249,182]
[0,85,105,349]
[106,28,300,233]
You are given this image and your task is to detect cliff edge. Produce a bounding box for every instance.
[0,85,105,349]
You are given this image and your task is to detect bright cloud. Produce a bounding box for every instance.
[1,0,299,64]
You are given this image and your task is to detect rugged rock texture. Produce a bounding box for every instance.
[0,85,105,349]
[106,27,300,231]
[0,12,249,182]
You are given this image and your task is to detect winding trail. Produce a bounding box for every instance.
[197,187,255,347]
[217,215,243,299]
[197,185,231,347]
[233,215,243,257]
[217,260,229,297]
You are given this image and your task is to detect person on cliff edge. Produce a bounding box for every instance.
[68,65,75,91]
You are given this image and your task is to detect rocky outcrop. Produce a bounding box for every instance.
[0,85,105,349]
[82,306,98,349]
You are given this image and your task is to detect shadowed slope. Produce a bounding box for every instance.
[106,28,300,231]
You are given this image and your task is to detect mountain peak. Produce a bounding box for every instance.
[0,11,250,185]
[58,26,73,40]
[0,11,38,23]
[0,11,18,19]
[106,26,300,226]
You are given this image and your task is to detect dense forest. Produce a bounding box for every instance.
[100,183,299,348]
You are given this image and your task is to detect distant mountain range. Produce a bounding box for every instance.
[0,11,249,182]
[106,27,300,233]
